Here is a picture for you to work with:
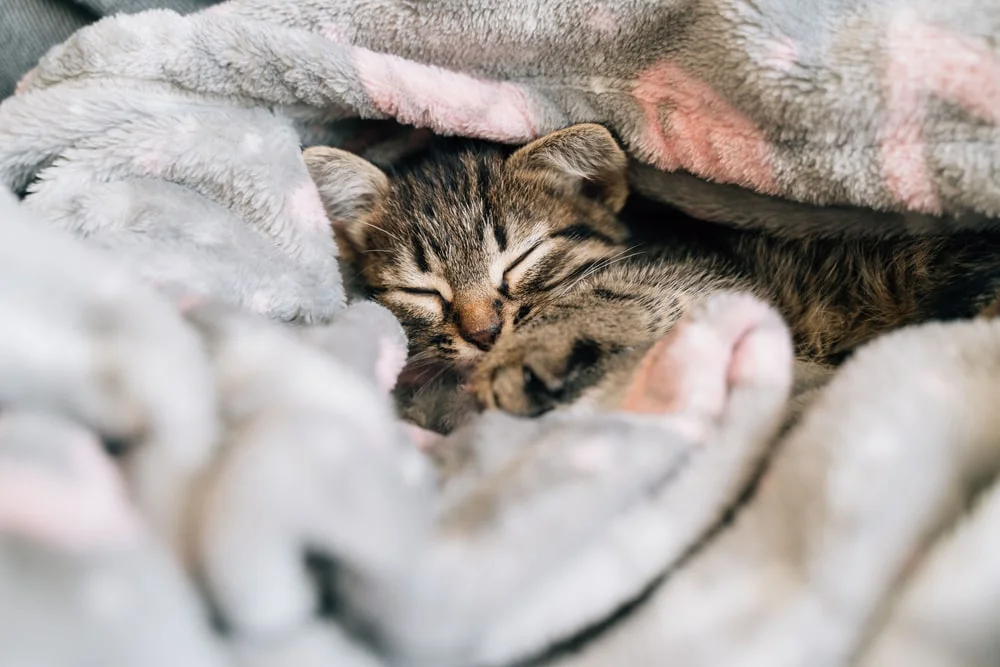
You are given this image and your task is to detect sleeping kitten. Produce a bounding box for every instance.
[304,124,1000,424]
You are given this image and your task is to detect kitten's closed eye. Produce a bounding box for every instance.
[500,241,550,294]
[399,287,448,300]
[384,286,451,314]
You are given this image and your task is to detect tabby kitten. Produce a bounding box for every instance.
[305,124,1000,420]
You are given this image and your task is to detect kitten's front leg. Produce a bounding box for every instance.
[473,298,668,416]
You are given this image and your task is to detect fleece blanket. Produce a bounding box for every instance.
[3,2,1000,666]
[5,0,1000,242]
[4,184,1000,667]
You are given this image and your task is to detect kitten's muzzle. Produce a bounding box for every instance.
[460,319,502,351]
[455,300,503,351]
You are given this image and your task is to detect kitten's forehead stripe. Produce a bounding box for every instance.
[492,221,508,252]
[419,194,437,222]
[425,233,444,260]
[411,231,430,272]
[477,158,492,214]
[477,161,509,251]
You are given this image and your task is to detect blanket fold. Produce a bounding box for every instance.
[4,180,1000,665]
[6,0,1000,231]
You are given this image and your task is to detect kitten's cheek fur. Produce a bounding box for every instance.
[452,344,486,371]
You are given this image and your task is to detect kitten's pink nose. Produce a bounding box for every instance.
[456,302,502,351]
[464,322,501,350]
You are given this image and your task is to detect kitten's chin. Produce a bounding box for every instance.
[395,350,485,398]
[394,357,484,434]
[443,347,482,373]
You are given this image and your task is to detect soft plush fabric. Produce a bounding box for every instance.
[5,1,1000,238]
[4,183,1000,666]
[0,0,219,99]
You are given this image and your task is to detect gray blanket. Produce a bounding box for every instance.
[5,0,1000,242]
[0,0,218,98]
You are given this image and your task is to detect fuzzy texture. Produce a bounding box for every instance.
[7,91,345,323]
[4,4,1000,666]
[0,190,429,666]
[0,188,218,556]
[4,1,1000,240]
[0,0,220,98]
[0,411,229,667]
[6,179,1000,665]
[536,314,1000,667]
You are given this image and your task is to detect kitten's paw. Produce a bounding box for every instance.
[473,334,609,416]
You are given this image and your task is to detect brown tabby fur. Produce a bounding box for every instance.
[305,124,1000,421]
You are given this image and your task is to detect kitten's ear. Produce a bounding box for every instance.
[302,146,389,245]
[507,124,629,212]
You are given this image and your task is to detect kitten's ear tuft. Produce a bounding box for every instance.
[507,124,629,212]
[303,146,389,244]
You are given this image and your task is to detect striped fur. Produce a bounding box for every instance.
[306,125,1000,421]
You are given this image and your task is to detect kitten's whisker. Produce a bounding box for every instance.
[410,365,452,401]
[406,346,438,360]
[514,249,645,330]
[357,220,406,244]
[560,255,641,299]
[403,358,441,372]
[551,246,643,298]
[404,349,444,367]
[534,247,643,311]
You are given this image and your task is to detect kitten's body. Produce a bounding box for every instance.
[305,125,1000,425]
[614,196,1000,363]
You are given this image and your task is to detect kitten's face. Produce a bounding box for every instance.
[305,124,631,373]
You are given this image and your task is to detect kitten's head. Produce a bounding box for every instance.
[304,124,630,371]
